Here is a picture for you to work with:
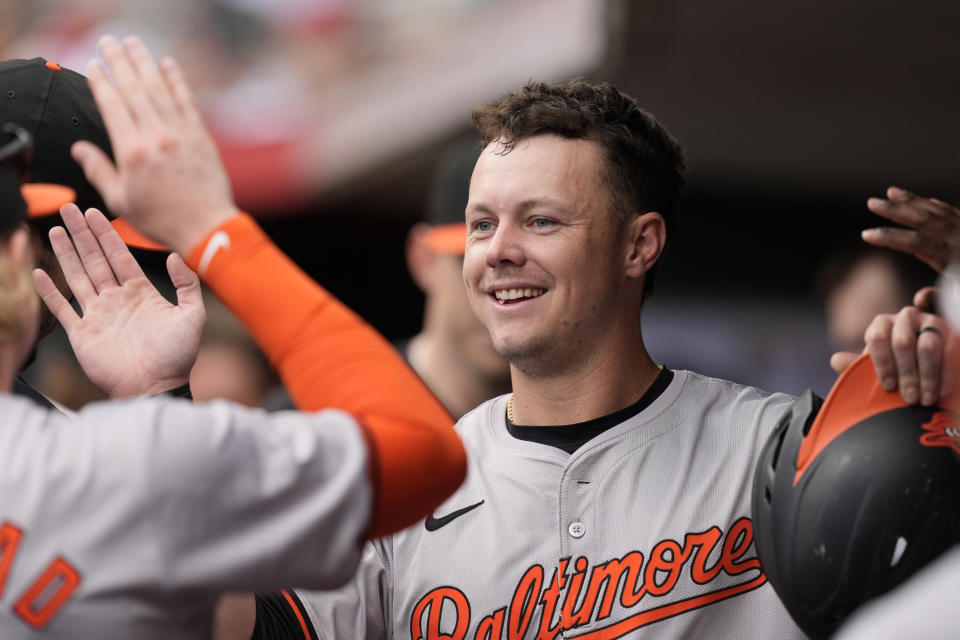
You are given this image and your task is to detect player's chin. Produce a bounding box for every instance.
[490,333,548,368]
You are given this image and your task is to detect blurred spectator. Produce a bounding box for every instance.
[190,292,278,407]
[400,138,510,417]
[24,340,106,410]
[818,244,936,354]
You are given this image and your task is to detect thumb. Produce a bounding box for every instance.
[166,253,202,310]
[913,286,939,313]
[829,350,859,375]
[72,140,123,211]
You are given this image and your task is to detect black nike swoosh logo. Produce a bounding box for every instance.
[424,500,485,532]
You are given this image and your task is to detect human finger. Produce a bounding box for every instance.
[159,57,202,124]
[913,286,939,313]
[47,214,97,308]
[59,203,119,294]
[889,307,922,404]
[888,187,960,219]
[122,35,179,124]
[97,35,162,130]
[829,350,859,375]
[32,268,79,333]
[85,208,147,284]
[877,186,957,224]
[915,321,945,406]
[860,226,950,273]
[866,197,934,228]
[864,314,897,392]
[85,56,136,145]
[71,140,124,214]
[167,253,203,311]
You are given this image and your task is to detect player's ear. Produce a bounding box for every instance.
[406,223,438,293]
[623,211,665,279]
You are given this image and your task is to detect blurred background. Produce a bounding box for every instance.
[7,0,958,407]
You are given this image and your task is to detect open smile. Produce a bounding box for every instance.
[491,287,547,305]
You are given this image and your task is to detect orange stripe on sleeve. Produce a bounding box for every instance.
[280,590,312,640]
[186,214,466,537]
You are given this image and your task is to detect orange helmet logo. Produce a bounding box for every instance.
[920,410,960,455]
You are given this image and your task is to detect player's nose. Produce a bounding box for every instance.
[484,222,525,268]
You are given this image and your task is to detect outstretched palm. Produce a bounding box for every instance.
[33,204,205,398]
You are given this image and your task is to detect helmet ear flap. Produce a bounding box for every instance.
[752,390,823,610]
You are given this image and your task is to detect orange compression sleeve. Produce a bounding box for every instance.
[186,213,466,538]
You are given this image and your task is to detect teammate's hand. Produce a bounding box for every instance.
[72,35,237,256]
[831,304,956,406]
[862,187,960,274]
[32,204,206,398]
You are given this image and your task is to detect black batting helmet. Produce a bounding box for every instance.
[752,353,960,639]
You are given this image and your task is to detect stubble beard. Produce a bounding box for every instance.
[493,324,588,380]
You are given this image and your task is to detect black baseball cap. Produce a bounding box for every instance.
[1,123,74,235]
[0,125,30,234]
[0,57,163,250]
[423,138,482,255]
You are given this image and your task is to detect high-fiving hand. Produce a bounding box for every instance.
[72,35,238,256]
[32,203,205,398]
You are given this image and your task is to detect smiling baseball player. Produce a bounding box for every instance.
[226,77,956,639]
[0,37,466,638]
[51,34,951,640]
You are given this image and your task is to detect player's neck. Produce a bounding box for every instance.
[508,339,661,427]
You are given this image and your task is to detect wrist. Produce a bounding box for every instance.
[155,381,193,401]
[170,207,240,256]
[108,376,192,400]
[185,212,262,277]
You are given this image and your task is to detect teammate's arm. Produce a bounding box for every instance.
[71,34,466,538]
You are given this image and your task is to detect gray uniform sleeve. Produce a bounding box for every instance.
[832,544,960,640]
[1,395,373,602]
[143,398,373,592]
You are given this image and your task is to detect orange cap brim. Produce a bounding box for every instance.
[22,183,76,218]
[22,183,167,252]
[425,223,466,255]
[109,217,168,252]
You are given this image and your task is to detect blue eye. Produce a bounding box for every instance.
[473,220,494,233]
[532,218,554,228]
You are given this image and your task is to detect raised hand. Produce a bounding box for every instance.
[863,187,960,274]
[830,303,956,407]
[71,35,237,256]
[32,203,205,398]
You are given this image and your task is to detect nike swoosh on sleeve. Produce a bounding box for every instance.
[197,230,231,276]
[424,500,484,532]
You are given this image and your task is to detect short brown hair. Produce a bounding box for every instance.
[472,79,686,298]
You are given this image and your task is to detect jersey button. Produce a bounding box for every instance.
[568,522,586,538]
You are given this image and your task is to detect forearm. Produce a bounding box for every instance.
[186,214,466,536]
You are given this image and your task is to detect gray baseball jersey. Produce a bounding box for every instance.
[293,369,807,639]
[0,392,371,639]
[832,544,960,640]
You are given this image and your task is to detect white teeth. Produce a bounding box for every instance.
[494,288,545,301]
